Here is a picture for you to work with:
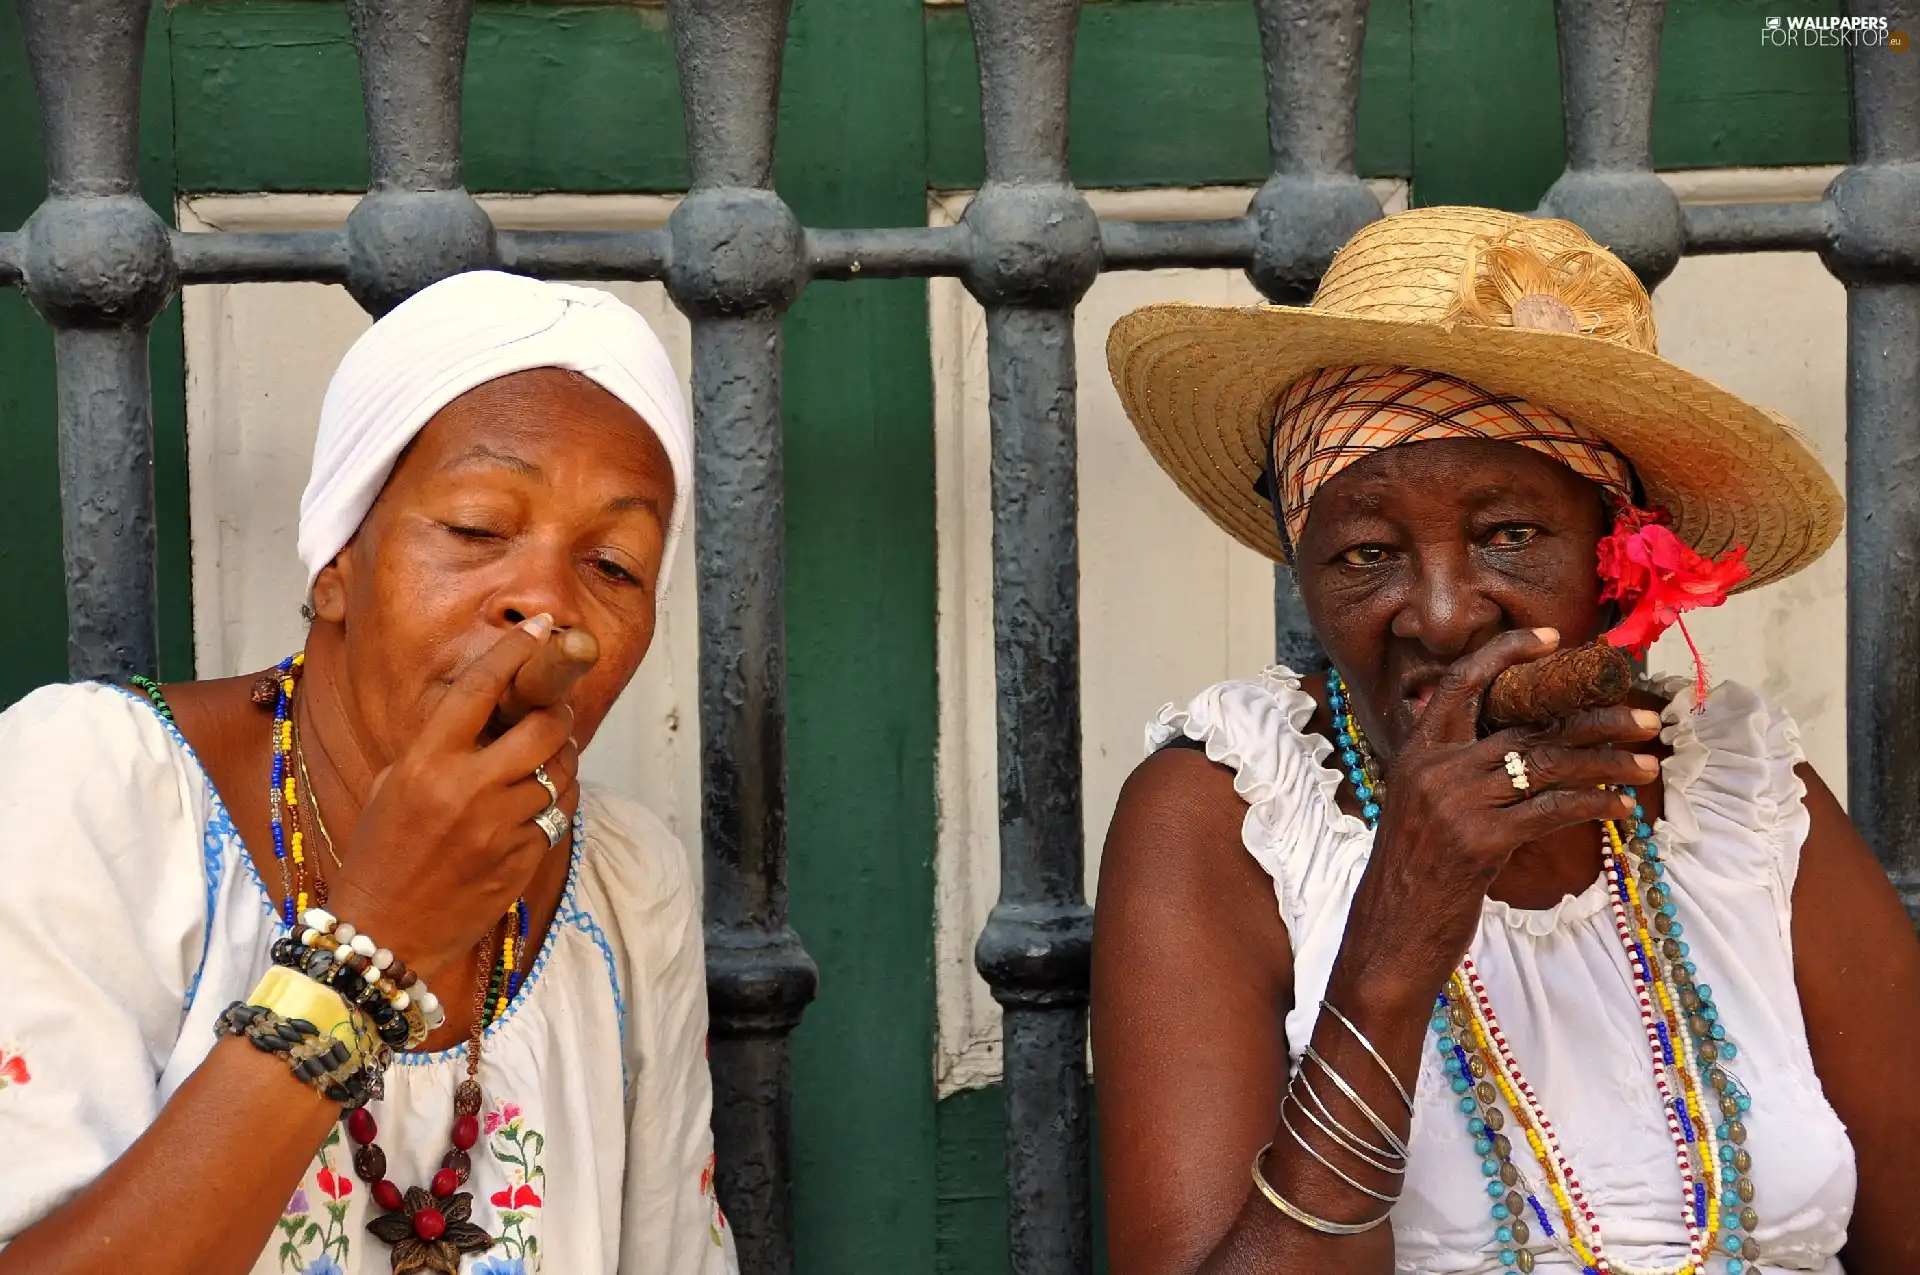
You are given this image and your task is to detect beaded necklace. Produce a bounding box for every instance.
[268,655,535,1274]
[1326,671,1761,1275]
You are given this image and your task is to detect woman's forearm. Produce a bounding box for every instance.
[0,1038,339,1275]
[1193,947,1437,1275]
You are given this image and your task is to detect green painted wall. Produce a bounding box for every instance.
[0,1,1851,1271]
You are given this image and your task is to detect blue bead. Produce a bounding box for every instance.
[1356,785,1374,801]
[1432,1016,1451,1035]
[1487,1181,1507,1199]
[1438,1036,1458,1055]
[1696,983,1713,1001]
[1682,960,1697,976]
[1482,1157,1501,1177]
[1635,822,1653,838]
[1496,1225,1513,1244]
[1452,1077,1472,1095]
[1633,804,1645,818]
[1703,1005,1718,1022]
[1363,803,1381,820]
[1722,1042,1739,1061]
[1676,941,1690,956]
[1445,1056,1462,1076]
[1723,1190,1740,1209]
[1727,1261,1744,1275]
[1651,861,1666,878]
[1722,1164,1739,1184]
[1725,1235,1743,1254]
[1720,1142,1736,1162]
[1659,900,1678,916]
[1491,1204,1510,1221]
[1461,1096,1478,1113]
[1500,1250,1517,1267]
[1710,1023,1726,1040]
[1341,748,1358,765]
[1468,1117,1487,1135]
[1717,1122,1731,1140]
[1475,1136,1494,1156]
[1668,921,1685,938]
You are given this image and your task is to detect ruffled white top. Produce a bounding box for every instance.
[1148,669,1856,1275]
[0,683,737,1275]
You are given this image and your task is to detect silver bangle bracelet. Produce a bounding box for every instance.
[1251,1143,1392,1236]
[1319,998,1415,1112]
[1289,1074,1407,1175]
[1296,1066,1407,1166]
[1302,1046,1410,1160]
[1280,1095,1402,1203]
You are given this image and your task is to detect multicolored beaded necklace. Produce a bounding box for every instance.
[1327,670,1762,1275]
[266,654,535,1274]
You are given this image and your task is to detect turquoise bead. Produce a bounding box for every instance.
[1697,983,1713,1000]
[1710,1023,1727,1040]
[1496,1226,1513,1244]
[1438,1035,1458,1054]
[1481,1158,1501,1177]
[1491,1204,1511,1221]
[1717,1122,1732,1140]
[1725,1235,1743,1253]
[1720,1143,1737,1162]
[1723,1190,1741,1209]
[1722,1042,1739,1061]
[1461,1096,1478,1113]
[1341,748,1358,766]
[1728,1261,1745,1274]
[1487,1181,1507,1199]
[1676,941,1690,956]
[1668,921,1685,939]
[1500,1250,1517,1267]
[1635,821,1653,838]
[1469,1117,1487,1135]
[1682,960,1698,976]
[1722,1164,1740,1184]
[1452,1077,1472,1095]
[1432,1016,1451,1035]
[1363,802,1380,819]
[1475,1136,1494,1156]
[1703,1005,1718,1022]
[1659,901,1678,916]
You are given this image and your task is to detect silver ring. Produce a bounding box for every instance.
[533,802,569,849]
[533,764,559,806]
[1504,749,1531,793]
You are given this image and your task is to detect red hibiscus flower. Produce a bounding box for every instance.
[485,1102,522,1136]
[490,1184,542,1210]
[1597,506,1749,701]
[0,1051,28,1088]
[316,1167,353,1200]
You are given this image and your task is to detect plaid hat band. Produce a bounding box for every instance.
[1272,365,1635,556]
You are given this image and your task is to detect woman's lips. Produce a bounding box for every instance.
[1407,684,1437,716]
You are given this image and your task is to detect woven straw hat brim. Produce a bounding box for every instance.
[1106,301,1842,592]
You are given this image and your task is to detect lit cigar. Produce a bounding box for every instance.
[1482,641,1635,730]
[494,627,600,730]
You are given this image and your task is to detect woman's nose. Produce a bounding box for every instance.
[1390,556,1500,658]
[489,543,584,631]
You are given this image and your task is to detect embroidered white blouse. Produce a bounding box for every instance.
[1148,669,1858,1275]
[0,682,738,1275]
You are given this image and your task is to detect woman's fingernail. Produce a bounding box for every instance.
[521,613,554,638]
[1632,709,1662,730]
[1532,627,1560,645]
[1635,753,1659,775]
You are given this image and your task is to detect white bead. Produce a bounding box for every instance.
[350,934,376,958]
[333,923,356,944]
[392,989,411,1011]
[302,909,335,932]
[300,928,321,947]
[417,991,440,1015]
[362,965,382,985]
[372,948,393,971]
[332,945,353,965]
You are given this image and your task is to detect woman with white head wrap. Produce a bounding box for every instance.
[0,272,737,1275]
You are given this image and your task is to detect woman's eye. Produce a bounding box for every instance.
[593,556,641,586]
[1487,525,1542,548]
[444,523,500,541]
[1338,545,1390,567]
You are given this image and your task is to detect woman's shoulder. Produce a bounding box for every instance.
[575,784,700,928]
[0,681,208,816]
[1650,675,1808,873]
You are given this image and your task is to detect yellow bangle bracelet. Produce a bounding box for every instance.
[246,966,361,1065]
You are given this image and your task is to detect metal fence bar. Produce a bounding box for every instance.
[1826,0,1920,922]
[1248,0,1381,670]
[959,1,1101,1271]
[495,229,672,281]
[13,0,175,682]
[170,231,352,284]
[663,3,818,1272]
[1683,201,1834,255]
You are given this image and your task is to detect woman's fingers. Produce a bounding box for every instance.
[1502,704,1665,750]
[473,703,575,788]
[419,616,555,754]
[1418,627,1561,742]
[1498,742,1658,795]
[1502,786,1640,841]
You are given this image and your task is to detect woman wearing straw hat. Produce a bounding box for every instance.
[1093,207,1917,1275]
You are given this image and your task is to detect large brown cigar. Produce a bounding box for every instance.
[1482,640,1635,730]
[493,627,600,730]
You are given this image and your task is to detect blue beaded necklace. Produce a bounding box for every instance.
[1325,669,1761,1275]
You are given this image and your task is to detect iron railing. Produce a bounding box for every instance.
[4,1,1916,1273]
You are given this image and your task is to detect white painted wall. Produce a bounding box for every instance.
[178,195,705,882]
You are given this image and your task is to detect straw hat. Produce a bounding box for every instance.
[1105,205,1842,591]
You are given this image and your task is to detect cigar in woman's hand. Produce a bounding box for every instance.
[492,627,600,732]
[1481,640,1636,730]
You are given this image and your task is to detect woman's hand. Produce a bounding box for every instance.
[1339,627,1662,1006]
[322,615,581,984]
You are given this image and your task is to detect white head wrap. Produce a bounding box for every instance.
[297,270,693,600]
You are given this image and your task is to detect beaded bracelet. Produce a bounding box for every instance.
[271,933,429,1051]
[296,909,445,1034]
[215,968,389,1108]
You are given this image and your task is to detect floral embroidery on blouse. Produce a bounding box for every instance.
[699,1153,727,1247]
[0,1048,29,1090]
[278,1125,353,1273]
[486,1101,546,1271]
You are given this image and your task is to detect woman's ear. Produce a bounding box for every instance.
[310,559,349,624]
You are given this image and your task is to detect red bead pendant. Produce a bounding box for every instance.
[412,1206,446,1241]
[346,1107,377,1145]
[450,1113,479,1150]
[430,1167,460,1198]
[372,1179,404,1212]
